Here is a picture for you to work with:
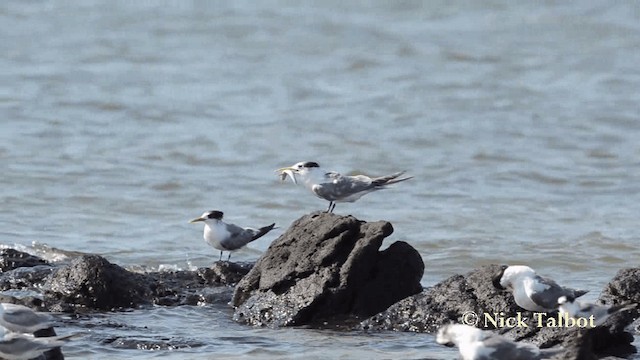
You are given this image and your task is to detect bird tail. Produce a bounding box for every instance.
[251,223,276,241]
[49,332,85,342]
[33,332,85,347]
[372,171,413,187]
[571,289,589,299]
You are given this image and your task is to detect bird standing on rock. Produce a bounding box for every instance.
[493,265,588,312]
[276,161,413,213]
[190,210,276,261]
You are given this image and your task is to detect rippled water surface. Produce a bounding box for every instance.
[2,1,640,358]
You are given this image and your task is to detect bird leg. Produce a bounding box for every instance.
[219,251,223,262]
[326,202,336,213]
[227,253,231,261]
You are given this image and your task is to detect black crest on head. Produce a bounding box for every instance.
[302,161,320,168]
[206,210,224,220]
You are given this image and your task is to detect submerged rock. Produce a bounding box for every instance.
[232,212,424,327]
[362,264,638,360]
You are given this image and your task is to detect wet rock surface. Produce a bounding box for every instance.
[148,261,253,306]
[44,255,151,311]
[0,249,252,359]
[0,248,49,272]
[0,249,252,312]
[2,226,638,359]
[231,212,424,327]
[362,264,639,360]
[0,264,55,295]
[42,255,252,311]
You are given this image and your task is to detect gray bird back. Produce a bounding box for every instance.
[221,223,275,251]
[0,336,59,358]
[313,174,374,201]
[530,276,586,310]
[1,307,52,333]
[482,335,541,360]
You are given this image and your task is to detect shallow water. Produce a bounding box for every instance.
[2,0,640,358]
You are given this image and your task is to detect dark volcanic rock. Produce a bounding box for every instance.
[42,254,251,311]
[362,264,638,360]
[362,264,516,333]
[0,248,49,272]
[231,212,424,327]
[0,265,55,292]
[44,255,150,311]
[148,261,252,306]
[595,267,640,358]
[600,267,640,306]
[0,294,47,309]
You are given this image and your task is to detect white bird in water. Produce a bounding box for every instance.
[276,161,413,213]
[436,324,560,360]
[0,303,53,334]
[493,265,587,312]
[558,295,636,327]
[0,325,77,360]
[189,210,275,261]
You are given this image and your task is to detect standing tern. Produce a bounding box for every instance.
[276,161,413,213]
[189,210,275,261]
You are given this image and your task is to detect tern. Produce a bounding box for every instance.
[276,161,413,213]
[493,265,588,312]
[0,325,77,360]
[436,324,561,360]
[189,210,275,261]
[558,295,636,327]
[0,303,53,334]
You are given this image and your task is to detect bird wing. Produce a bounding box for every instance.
[482,335,540,360]
[0,335,59,359]
[219,223,255,251]
[313,173,373,201]
[529,276,582,310]
[0,305,52,332]
[371,171,412,186]
[221,223,274,251]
